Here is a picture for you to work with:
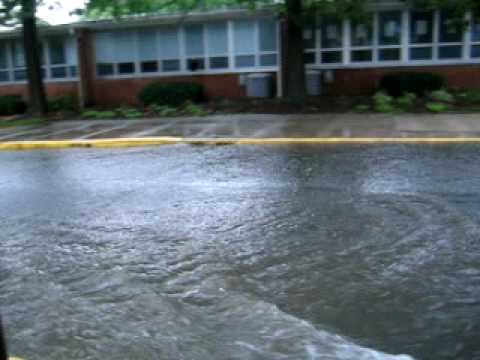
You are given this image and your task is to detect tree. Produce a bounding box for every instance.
[0,0,48,115]
[83,0,480,100]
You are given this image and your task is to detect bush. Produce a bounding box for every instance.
[380,72,446,97]
[139,82,203,107]
[429,89,455,103]
[0,95,27,116]
[426,102,449,113]
[373,92,396,113]
[48,93,77,112]
[117,107,144,119]
[182,101,209,116]
[456,88,480,103]
[152,105,178,117]
[82,109,116,119]
[396,92,417,109]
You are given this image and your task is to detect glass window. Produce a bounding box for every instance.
[233,20,256,54]
[321,51,342,63]
[379,11,402,45]
[118,62,135,74]
[351,20,373,47]
[12,41,25,68]
[379,48,401,61]
[410,11,433,44]
[439,11,463,43]
[410,47,433,60]
[303,25,316,50]
[209,57,229,69]
[95,32,114,63]
[472,15,480,42]
[187,58,204,71]
[0,71,9,82]
[438,45,462,59]
[472,45,480,58]
[141,61,158,73]
[138,29,157,61]
[185,24,205,57]
[97,63,114,76]
[51,66,67,78]
[114,31,135,63]
[321,19,342,48]
[304,52,316,64]
[14,69,26,81]
[48,37,66,65]
[65,37,77,66]
[159,27,179,59]
[235,55,255,67]
[260,53,277,66]
[0,43,8,69]
[162,59,180,72]
[259,19,277,52]
[351,50,372,62]
[207,22,228,55]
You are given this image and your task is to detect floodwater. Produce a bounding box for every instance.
[0,145,479,360]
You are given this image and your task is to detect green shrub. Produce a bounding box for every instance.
[426,102,449,113]
[82,109,116,119]
[353,104,371,113]
[117,107,144,119]
[380,72,446,97]
[0,95,27,116]
[373,92,396,113]
[429,89,455,103]
[396,92,417,109]
[153,105,178,117]
[456,88,480,103]
[182,102,209,116]
[139,82,203,107]
[48,93,77,112]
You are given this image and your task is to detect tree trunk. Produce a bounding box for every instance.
[282,0,306,101]
[22,0,48,116]
[0,317,7,360]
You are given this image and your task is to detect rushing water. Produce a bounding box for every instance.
[1,145,480,360]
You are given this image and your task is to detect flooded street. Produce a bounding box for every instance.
[1,144,479,360]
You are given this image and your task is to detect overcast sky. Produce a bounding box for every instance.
[37,0,86,25]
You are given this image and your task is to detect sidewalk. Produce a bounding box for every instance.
[1,113,480,148]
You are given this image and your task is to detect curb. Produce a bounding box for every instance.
[2,137,480,150]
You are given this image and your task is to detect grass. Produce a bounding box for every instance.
[0,117,48,128]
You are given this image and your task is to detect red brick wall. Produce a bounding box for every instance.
[0,81,78,99]
[327,65,480,95]
[93,74,247,107]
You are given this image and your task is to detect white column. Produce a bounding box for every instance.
[401,9,410,63]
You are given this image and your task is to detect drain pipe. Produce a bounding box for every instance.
[0,316,7,360]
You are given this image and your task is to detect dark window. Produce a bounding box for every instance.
[304,52,316,64]
[438,45,462,59]
[235,55,255,68]
[472,45,480,58]
[260,54,277,66]
[162,59,180,72]
[51,67,67,78]
[321,51,342,64]
[0,71,9,82]
[439,11,463,43]
[69,66,77,77]
[410,47,433,60]
[351,50,372,62]
[141,61,159,73]
[97,63,114,76]
[410,11,434,44]
[379,48,401,61]
[187,58,205,72]
[118,62,135,74]
[14,69,26,81]
[209,57,229,69]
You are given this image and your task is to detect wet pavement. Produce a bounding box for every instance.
[2,113,480,141]
[1,144,480,360]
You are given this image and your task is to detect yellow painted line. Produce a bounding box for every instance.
[1,137,480,150]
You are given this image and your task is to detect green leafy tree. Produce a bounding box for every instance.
[0,0,48,115]
[83,0,480,100]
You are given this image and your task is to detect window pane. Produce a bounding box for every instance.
[138,29,157,61]
[439,45,462,59]
[303,25,316,49]
[14,69,26,81]
[187,58,205,71]
[162,59,180,72]
[235,55,255,67]
[351,50,372,62]
[259,19,277,52]
[97,63,114,76]
[410,47,432,60]
[410,11,433,44]
[260,53,277,66]
[95,33,113,62]
[321,51,342,63]
[379,48,401,61]
[118,62,135,74]
[471,45,480,58]
[440,11,463,43]
[51,66,67,78]
[321,19,342,48]
[66,37,77,65]
[185,24,205,57]
[159,27,179,58]
[0,71,9,82]
[209,56,228,69]
[472,16,480,42]
[379,11,402,45]
[114,31,135,62]
[141,61,158,73]
[0,43,7,69]
[351,20,373,46]
[49,37,66,65]
[304,52,316,64]
[233,20,256,54]
[12,41,25,68]
[207,22,228,55]
[69,66,77,77]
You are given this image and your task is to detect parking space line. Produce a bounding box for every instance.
[77,123,133,139]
